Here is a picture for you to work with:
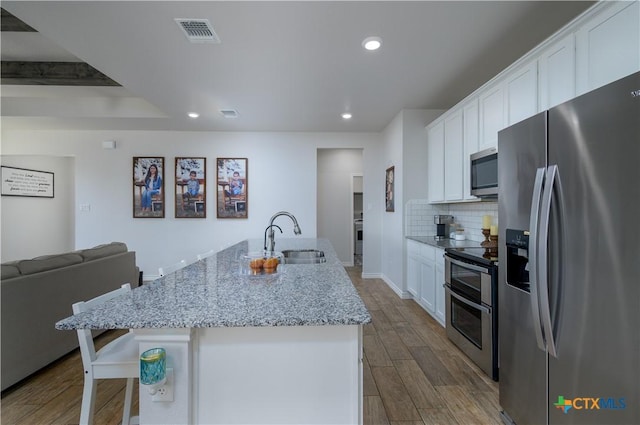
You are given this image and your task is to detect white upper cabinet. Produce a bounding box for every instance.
[462,98,479,201]
[576,1,640,95]
[444,110,464,201]
[539,33,576,110]
[505,61,538,126]
[479,82,505,151]
[424,2,639,205]
[427,121,445,203]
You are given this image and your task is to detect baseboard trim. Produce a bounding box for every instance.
[381,274,412,299]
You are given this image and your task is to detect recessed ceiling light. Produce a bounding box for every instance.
[188,112,199,119]
[362,36,382,51]
[342,113,352,120]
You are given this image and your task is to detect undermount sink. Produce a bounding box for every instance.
[281,249,326,264]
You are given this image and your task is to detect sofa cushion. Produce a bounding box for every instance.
[78,242,128,261]
[1,262,21,279]
[17,253,84,275]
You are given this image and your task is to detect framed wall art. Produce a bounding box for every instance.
[1,166,54,198]
[385,166,395,212]
[133,157,165,218]
[216,158,248,219]
[175,157,206,218]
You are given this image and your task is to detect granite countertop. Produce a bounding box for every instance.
[56,238,371,330]
[406,235,483,249]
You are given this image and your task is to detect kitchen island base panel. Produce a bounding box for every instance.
[135,325,363,425]
[197,325,363,425]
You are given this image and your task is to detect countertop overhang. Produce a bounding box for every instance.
[56,238,371,330]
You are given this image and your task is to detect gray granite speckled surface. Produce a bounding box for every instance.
[56,238,371,330]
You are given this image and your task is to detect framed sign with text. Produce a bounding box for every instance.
[1,166,54,198]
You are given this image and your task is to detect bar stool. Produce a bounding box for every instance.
[73,283,139,425]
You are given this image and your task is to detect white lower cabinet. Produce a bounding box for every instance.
[406,253,420,298]
[419,260,436,313]
[406,240,445,327]
[435,257,445,325]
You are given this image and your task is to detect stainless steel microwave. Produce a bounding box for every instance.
[470,147,498,198]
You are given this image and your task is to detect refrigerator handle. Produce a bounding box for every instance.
[528,167,546,352]
[539,165,559,358]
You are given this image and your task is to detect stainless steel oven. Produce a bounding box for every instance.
[444,248,498,380]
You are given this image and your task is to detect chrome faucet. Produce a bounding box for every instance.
[264,224,282,253]
[265,211,302,253]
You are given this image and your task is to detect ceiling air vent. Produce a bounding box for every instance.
[175,19,220,43]
[220,109,239,119]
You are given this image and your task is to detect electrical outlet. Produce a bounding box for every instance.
[151,368,174,402]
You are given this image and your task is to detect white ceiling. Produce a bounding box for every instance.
[1,1,594,132]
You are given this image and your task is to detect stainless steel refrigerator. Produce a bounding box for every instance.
[498,71,640,425]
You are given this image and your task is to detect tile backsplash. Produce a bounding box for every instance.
[405,200,498,243]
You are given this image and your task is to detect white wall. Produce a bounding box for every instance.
[376,109,445,295]
[317,149,363,265]
[361,137,383,277]
[379,112,404,289]
[0,130,380,279]
[0,155,75,262]
[403,110,444,200]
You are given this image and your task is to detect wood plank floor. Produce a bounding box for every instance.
[347,267,500,425]
[1,267,499,424]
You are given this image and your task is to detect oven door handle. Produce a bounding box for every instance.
[444,284,491,315]
[446,257,490,274]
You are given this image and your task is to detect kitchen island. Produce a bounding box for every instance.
[56,238,371,425]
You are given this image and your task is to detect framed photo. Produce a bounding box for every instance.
[216,158,248,219]
[175,157,206,218]
[1,166,54,198]
[133,157,165,218]
[385,166,395,212]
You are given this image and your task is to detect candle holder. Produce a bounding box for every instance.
[140,347,166,395]
[481,228,491,247]
[488,235,498,258]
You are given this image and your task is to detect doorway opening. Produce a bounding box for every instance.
[317,149,363,267]
[352,175,363,267]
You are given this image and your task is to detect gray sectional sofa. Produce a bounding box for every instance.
[1,242,139,390]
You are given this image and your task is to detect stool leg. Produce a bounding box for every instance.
[121,378,134,425]
[79,377,97,425]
